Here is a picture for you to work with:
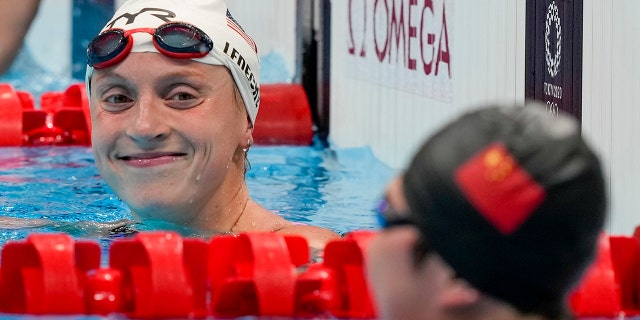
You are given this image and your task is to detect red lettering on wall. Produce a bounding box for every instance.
[407,0,418,70]
[389,0,406,65]
[347,0,367,57]
[347,0,452,79]
[421,0,435,75]
[435,2,451,77]
[374,0,389,62]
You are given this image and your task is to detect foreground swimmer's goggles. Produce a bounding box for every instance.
[376,199,433,263]
[87,22,213,69]
[375,199,416,229]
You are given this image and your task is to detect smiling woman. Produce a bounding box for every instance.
[90,57,252,229]
[85,0,340,249]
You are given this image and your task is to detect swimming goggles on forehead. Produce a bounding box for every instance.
[87,22,213,69]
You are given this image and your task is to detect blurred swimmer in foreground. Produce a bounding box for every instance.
[367,104,607,320]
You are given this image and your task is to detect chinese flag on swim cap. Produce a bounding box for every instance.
[454,142,546,235]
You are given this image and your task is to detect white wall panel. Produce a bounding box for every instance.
[582,0,640,235]
[330,0,640,234]
[25,0,72,76]
[228,0,298,83]
[330,0,526,169]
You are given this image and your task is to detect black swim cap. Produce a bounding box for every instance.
[403,103,606,318]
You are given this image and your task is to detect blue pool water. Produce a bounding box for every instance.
[0,140,394,251]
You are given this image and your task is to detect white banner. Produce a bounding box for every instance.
[343,0,454,101]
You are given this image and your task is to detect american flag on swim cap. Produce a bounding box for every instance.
[226,9,257,54]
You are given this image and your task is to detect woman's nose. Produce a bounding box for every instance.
[125,97,170,146]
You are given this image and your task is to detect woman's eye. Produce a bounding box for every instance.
[166,90,202,109]
[105,94,132,104]
[101,94,134,112]
[173,92,195,101]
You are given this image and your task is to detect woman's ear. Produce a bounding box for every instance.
[245,116,254,144]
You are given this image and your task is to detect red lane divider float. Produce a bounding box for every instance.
[106,232,209,318]
[0,83,27,146]
[298,230,377,318]
[0,228,639,318]
[0,82,314,146]
[0,233,100,314]
[0,83,91,146]
[0,230,378,318]
[208,233,308,317]
[568,228,640,318]
[253,83,314,145]
[569,234,622,317]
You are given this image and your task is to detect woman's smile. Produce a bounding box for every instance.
[117,151,187,168]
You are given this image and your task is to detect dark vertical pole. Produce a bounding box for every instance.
[317,0,331,141]
[572,0,583,121]
[296,0,309,84]
[525,0,536,102]
[299,0,317,134]
[300,0,331,143]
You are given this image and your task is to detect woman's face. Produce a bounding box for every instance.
[89,52,251,225]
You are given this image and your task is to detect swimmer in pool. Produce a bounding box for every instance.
[84,0,340,249]
[367,104,607,320]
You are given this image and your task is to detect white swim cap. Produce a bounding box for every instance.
[85,0,260,125]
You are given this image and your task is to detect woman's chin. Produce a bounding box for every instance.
[131,218,224,237]
[129,204,192,225]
